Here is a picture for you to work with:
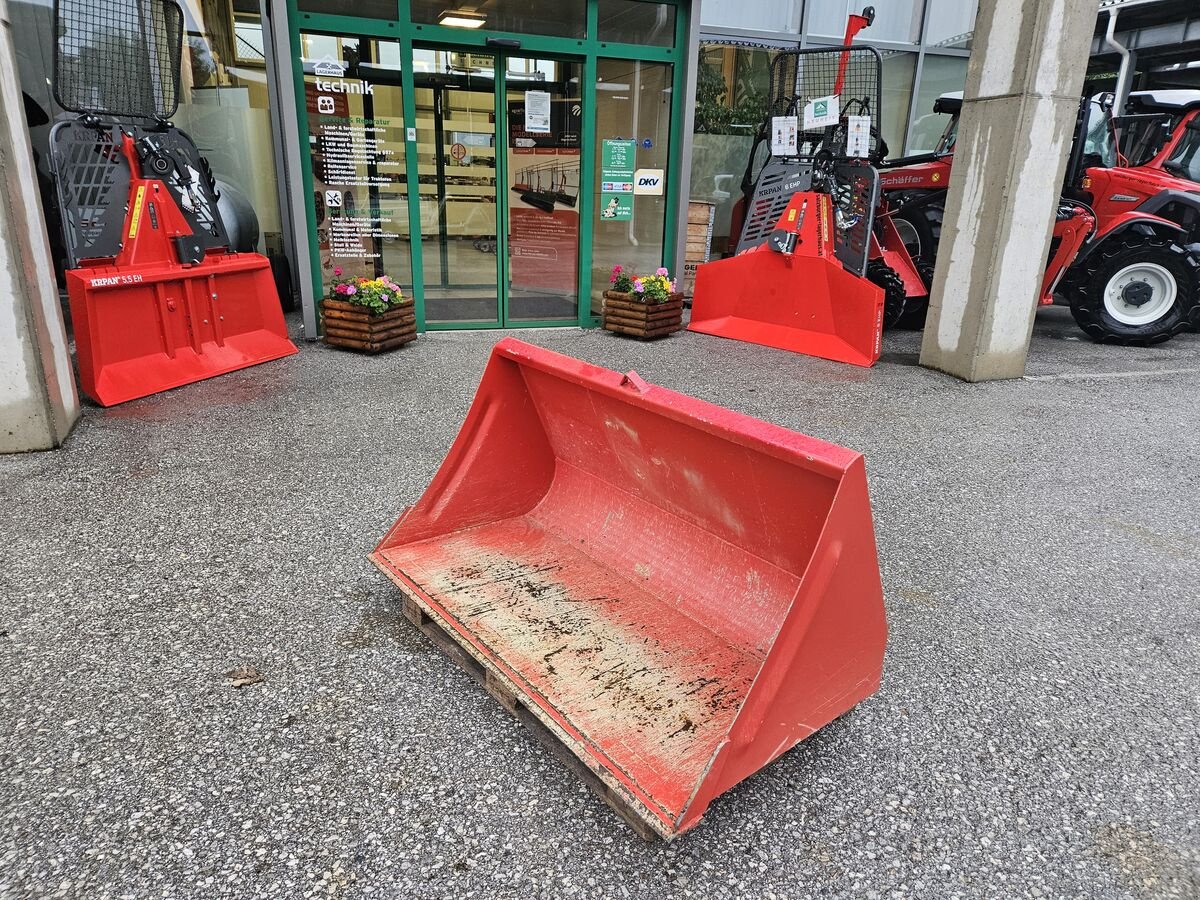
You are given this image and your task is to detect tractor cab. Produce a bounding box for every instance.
[1068,91,1200,248]
[930,91,962,155]
[1120,90,1200,169]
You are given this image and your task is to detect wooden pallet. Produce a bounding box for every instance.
[321,299,417,354]
[393,587,667,842]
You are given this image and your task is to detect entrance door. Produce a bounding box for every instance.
[414,48,583,327]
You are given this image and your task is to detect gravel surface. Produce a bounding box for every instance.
[2,309,1198,899]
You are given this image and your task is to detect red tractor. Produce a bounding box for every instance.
[879,90,1200,344]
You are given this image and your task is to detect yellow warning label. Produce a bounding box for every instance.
[787,209,797,222]
[128,185,146,239]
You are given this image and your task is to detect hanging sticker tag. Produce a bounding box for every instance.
[803,95,840,130]
[846,115,871,158]
[770,116,799,156]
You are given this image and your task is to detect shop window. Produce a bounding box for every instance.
[879,51,916,157]
[689,44,775,256]
[164,1,284,258]
[906,55,967,153]
[297,0,398,20]
[591,59,674,315]
[598,0,676,47]
[410,0,587,39]
[699,0,800,33]
[808,0,922,44]
[923,0,975,50]
[300,34,412,300]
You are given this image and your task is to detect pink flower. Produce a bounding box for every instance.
[633,278,644,293]
[670,279,676,291]
[333,267,343,277]
[656,267,669,277]
[346,285,357,295]
[334,284,348,295]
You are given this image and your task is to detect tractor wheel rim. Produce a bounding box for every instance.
[894,218,921,257]
[1103,262,1177,326]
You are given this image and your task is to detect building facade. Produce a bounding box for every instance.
[9,0,1198,338]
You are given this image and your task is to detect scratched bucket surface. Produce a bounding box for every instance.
[371,338,887,838]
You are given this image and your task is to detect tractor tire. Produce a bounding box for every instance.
[894,205,937,261]
[1067,233,1200,345]
[889,192,944,261]
[896,257,936,329]
[867,259,907,329]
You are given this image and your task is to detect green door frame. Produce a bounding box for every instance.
[285,0,689,334]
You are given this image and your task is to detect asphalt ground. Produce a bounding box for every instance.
[2,308,1198,899]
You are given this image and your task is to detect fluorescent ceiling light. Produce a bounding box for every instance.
[439,10,486,28]
[596,82,630,91]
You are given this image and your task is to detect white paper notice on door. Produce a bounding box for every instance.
[846,115,871,158]
[525,90,551,134]
[770,116,798,156]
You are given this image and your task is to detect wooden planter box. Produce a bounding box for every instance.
[602,291,684,340]
[321,298,417,354]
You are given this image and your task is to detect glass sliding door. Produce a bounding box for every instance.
[503,55,582,322]
[413,47,583,326]
[414,48,501,324]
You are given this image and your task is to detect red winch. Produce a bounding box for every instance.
[49,0,296,406]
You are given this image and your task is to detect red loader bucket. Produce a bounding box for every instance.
[371,339,887,839]
[689,194,884,367]
[66,252,297,407]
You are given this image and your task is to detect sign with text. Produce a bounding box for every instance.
[304,63,406,289]
[507,98,581,151]
[771,115,798,156]
[846,115,871,158]
[634,168,664,196]
[600,139,636,222]
[524,90,551,134]
[803,95,839,130]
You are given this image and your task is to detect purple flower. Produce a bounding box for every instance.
[633,278,644,293]
[346,285,357,295]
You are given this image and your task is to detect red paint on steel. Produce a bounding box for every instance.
[834,8,874,95]
[66,132,296,406]
[371,339,887,837]
[689,194,885,367]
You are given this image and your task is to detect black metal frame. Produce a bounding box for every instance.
[53,0,185,120]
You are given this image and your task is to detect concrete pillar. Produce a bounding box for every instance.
[918,0,1097,381]
[0,0,79,452]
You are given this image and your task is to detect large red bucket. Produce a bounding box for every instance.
[67,252,297,407]
[371,339,887,839]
